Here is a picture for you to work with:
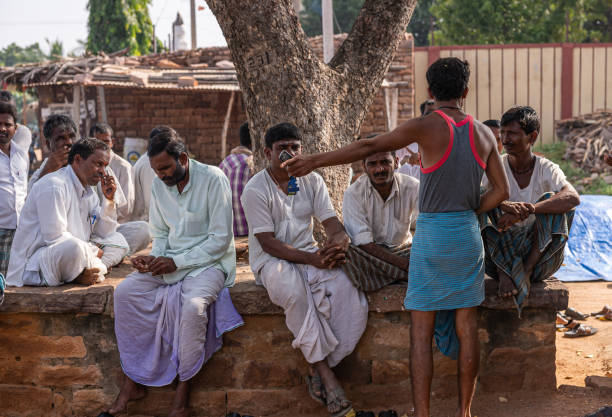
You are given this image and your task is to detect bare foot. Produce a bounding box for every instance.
[167,408,189,417]
[314,362,350,415]
[497,269,518,298]
[107,378,146,415]
[74,268,101,286]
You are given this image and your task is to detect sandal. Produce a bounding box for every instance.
[594,310,612,321]
[556,313,573,331]
[591,305,612,317]
[564,324,598,338]
[326,387,355,417]
[307,373,327,405]
[565,307,589,320]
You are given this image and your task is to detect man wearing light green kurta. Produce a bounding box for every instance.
[149,159,236,286]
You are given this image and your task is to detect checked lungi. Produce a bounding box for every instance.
[0,229,15,279]
[479,192,574,315]
[342,243,410,292]
[404,210,485,359]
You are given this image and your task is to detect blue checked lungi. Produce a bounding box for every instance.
[405,211,485,359]
[479,192,574,316]
[0,228,16,280]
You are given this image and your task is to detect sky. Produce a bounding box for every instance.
[0,0,227,55]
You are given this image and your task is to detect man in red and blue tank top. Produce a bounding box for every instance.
[285,58,510,417]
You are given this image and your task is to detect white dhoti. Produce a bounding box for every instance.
[260,261,368,367]
[117,221,151,254]
[114,267,226,385]
[22,237,108,287]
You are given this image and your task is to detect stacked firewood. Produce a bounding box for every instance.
[555,111,612,174]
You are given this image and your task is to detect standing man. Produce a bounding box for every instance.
[241,123,367,417]
[284,58,509,417]
[481,106,579,307]
[6,138,123,287]
[90,122,151,254]
[342,149,419,291]
[0,91,32,151]
[101,130,240,417]
[219,122,253,237]
[0,101,28,278]
[398,99,436,179]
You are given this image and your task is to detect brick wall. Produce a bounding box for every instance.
[103,88,245,165]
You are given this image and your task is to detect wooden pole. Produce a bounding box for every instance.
[97,86,108,124]
[220,91,236,159]
[190,0,197,49]
[322,0,334,63]
[72,85,80,135]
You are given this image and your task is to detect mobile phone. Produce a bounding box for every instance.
[279,150,293,163]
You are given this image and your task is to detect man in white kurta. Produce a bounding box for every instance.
[104,131,239,417]
[129,126,174,223]
[342,151,419,291]
[6,139,123,287]
[241,123,367,416]
[0,101,28,278]
[89,123,150,253]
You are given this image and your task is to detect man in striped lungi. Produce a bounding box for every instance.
[342,150,419,291]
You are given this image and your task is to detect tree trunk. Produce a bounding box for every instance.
[205,0,416,215]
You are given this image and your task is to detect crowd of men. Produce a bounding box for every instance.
[0,57,581,417]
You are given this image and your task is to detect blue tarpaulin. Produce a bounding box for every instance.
[556,195,612,282]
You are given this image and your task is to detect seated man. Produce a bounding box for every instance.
[6,138,125,287]
[129,125,172,222]
[241,123,367,417]
[481,106,580,310]
[342,150,419,291]
[483,119,503,154]
[90,122,150,253]
[0,101,28,279]
[219,121,253,237]
[30,115,129,266]
[101,130,242,417]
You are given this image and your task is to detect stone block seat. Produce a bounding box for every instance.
[0,251,568,417]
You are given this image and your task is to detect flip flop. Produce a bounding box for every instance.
[591,305,612,317]
[379,411,399,417]
[307,373,327,405]
[565,307,589,320]
[326,387,354,417]
[594,310,612,321]
[356,412,375,417]
[564,324,598,338]
[556,313,574,331]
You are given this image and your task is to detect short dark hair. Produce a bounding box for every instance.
[420,100,435,116]
[68,138,109,164]
[43,114,77,141]
[426,58,470,101]
[501,106,540,135]
[0,91,15,105]
[149,125,177,140]
[0,101,18,125]
[483,119,500,129]
[264,122,301,148]
[148,129,187,160]
[89,122,113,137]
[239,122,251,148]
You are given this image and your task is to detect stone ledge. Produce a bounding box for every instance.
[0,261,568,315]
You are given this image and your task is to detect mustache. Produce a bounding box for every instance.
[373,172,389,177]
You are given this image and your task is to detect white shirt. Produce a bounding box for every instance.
[131,152,156,222]
[0,141,29,229]
[108,151,135,223]
[6,165,117,286]
[483,154,570,227]
[397,143,421,179]
[13,125,32,151]
[343,172,419,247]
[241,170,337,278]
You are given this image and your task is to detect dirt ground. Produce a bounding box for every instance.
[414,281,612,417]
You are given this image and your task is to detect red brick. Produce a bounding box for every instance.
[0,384,53,414]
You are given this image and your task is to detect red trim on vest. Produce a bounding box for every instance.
[421,110,454,174]
[468,116,487,170]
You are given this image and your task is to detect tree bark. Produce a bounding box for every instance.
[205,0,416,216]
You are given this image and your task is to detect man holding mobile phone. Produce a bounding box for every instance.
[241,122,367,417]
